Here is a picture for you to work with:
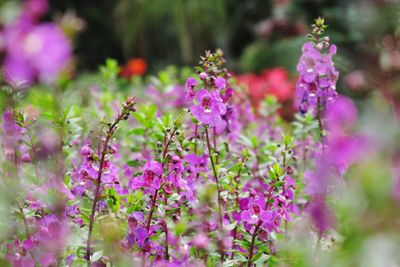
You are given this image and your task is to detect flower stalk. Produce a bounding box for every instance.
[85,97,136,265]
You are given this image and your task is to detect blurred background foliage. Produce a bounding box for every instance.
[0,0,398,99]
[36,0,398,75]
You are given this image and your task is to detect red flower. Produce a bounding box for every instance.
[237,68,294,106]
[119,58,147,78]
[236,68,296,118]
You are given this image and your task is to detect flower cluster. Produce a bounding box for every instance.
[71,143,120,198]
[185,49,233,132]
[6,204,69,267]
[295,18,339,114]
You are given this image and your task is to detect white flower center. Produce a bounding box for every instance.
[23,33,43,55]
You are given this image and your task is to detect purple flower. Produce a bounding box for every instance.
[214,77,226,89]
[2,18,71,87]
[191,233,209,249]
[2,110,24,162]
[130,161,163,192]
[166,155,186,190]
[6,240,36,267]
[79,144,92,156]
[295,42,339,114]
[199,72,207,80]
[142,161,162,186]
[185,154,208,175]
[190,89,227,126]
[309,196,335,234]
[39,253,56,267]
[325,96,357,135]
[24,0,49,21]
[185,77,197,88]
[66,254,75,267]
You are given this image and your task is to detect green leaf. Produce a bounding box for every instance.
[174,221,187,236]
[167,193,180,203]
[254,253,270,266]
[224,222,237,231]
[126,160,141,167]
[128,128,146,135]
[91,250,103,262]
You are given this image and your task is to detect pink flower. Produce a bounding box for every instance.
[295,42,339,114]
[325,96,358,135]
[2,12,71,87]
[130,161,163,192]
[190,89,227,126]
[185,77,197,88]
[214,77,226,89]
[23,0,49,21]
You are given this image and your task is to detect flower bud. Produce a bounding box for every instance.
[199,72,207,80]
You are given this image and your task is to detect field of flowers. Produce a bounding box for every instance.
[1,1,400,267]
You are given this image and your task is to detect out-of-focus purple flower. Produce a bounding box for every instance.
[190,89,227,127]
[66,254,75,267]
[327,136,363,176]
[305,96,363,233]
[2,16,71,87]
[6,239,36,267]
[2,110,23,161]
[344,70,366,91]
[309,196,335,234]
[39,253,56,267]
[21,153,31,163]
[325,96,357,135]
[191,233,209,249]
[185,154,208,175]
[214,77,226,89]
[23,0,49,21]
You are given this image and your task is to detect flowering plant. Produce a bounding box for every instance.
[0,15,399,267]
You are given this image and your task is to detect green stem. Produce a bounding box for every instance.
[205,126,224,262]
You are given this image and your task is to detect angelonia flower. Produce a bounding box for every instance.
[190,89,227,127]
[1,0,71,87]
[130,160,163,194]
[6,204,69,267]
[237,177,296,233]
[303,97,363,234]
[295,20,363,235]
[295,19,339,114]
[71,143,119,198]
[185,49,233,132]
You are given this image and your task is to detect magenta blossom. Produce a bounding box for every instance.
[185,77,197,88]
[2,14,71,87]
[130,161,163,192]
[214,77,226,89]
[190,89,227,126]
[295,42,339,114]
[325,96,358,135]
[23,0,49,21]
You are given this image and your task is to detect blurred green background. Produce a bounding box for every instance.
[45,0,399,76]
